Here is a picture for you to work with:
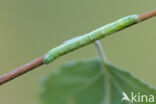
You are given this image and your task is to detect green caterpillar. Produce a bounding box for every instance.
[43,15,140,64]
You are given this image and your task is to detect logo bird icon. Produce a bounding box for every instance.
[121,92,131,102]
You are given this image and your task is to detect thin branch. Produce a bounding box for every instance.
[0,9,156,85]
[139,9,156,21]
[0,56,44,85]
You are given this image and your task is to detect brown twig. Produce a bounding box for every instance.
[0,9,156,86]
[0,56,44,85]
[139,9,156,21]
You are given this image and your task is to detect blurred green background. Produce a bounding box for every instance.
[0,0,156,104]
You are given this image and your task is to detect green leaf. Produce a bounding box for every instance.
[40,59,156,104]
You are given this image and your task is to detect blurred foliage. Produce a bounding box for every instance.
[40,59,156,104]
